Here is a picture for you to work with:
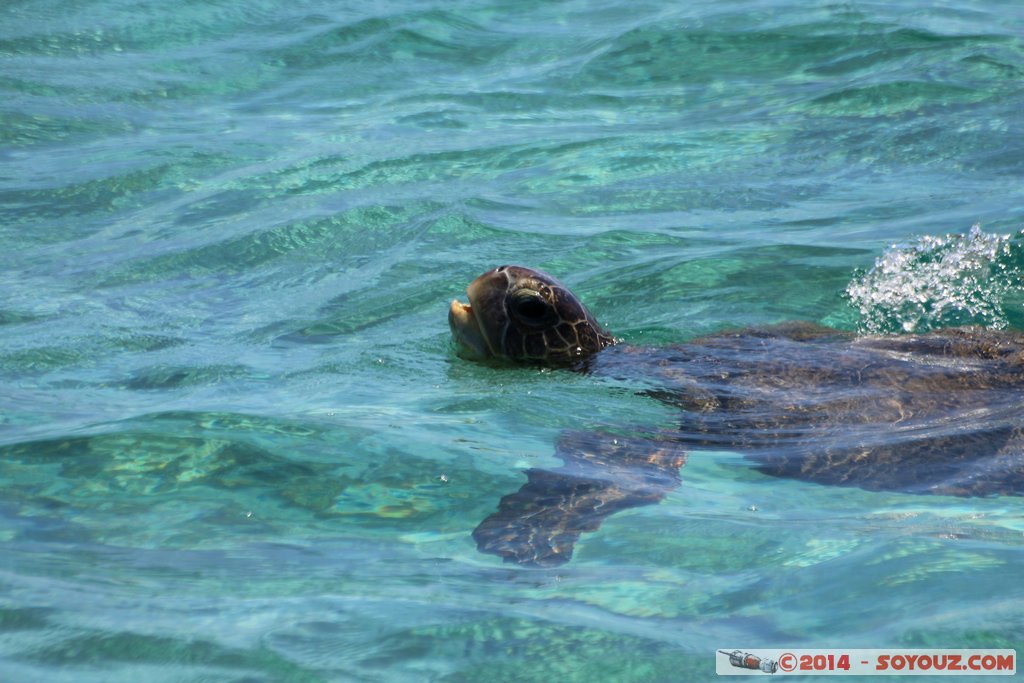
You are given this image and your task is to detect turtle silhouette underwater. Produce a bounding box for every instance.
[448,265,1024,567]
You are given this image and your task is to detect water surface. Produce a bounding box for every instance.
[2,0,1024,681]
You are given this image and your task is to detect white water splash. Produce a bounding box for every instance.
[846,224,1024,334]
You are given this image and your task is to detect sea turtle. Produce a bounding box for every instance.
[449,265,1024,567]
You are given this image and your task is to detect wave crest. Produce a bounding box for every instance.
[846,224,1024,334]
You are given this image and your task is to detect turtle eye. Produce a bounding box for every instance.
[510,291,553,325]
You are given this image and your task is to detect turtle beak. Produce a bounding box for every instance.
[449,267,513,360]
[449,298,491,359]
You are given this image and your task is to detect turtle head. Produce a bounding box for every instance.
[449,265,615,364]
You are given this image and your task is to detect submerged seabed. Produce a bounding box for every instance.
[2,0,1024,681]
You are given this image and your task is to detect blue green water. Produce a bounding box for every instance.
[2,1,1024,681]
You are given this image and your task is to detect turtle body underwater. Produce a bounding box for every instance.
[449,265,1024,567]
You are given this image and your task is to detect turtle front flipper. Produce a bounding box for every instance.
[472,430,687,567]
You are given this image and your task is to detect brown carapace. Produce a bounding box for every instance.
[450,266,1024,567]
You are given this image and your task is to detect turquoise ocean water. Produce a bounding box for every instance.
[2,1,1024,680]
